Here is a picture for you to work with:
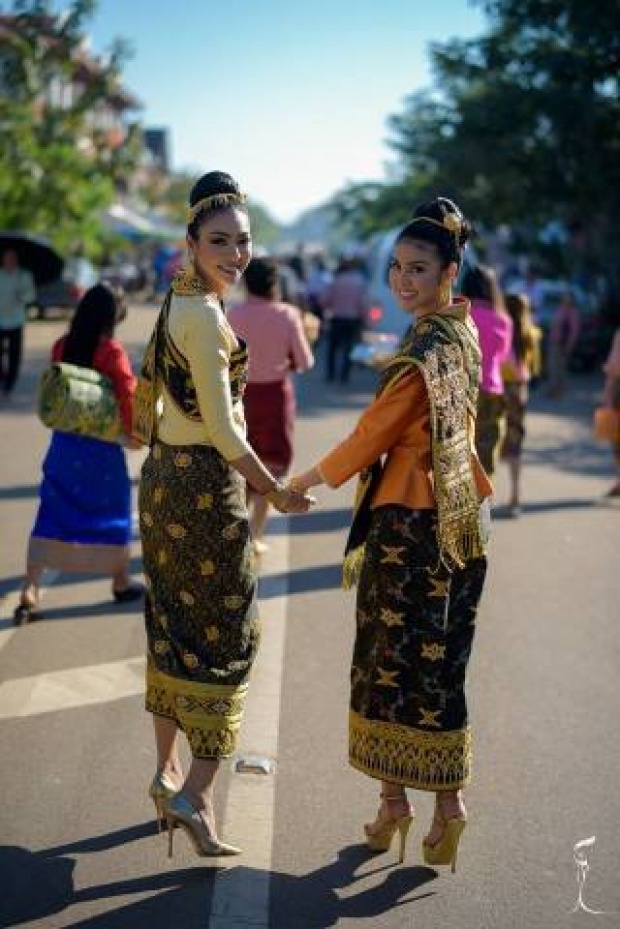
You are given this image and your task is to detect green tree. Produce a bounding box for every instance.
[331,0,620,279]
[0,0,141,257]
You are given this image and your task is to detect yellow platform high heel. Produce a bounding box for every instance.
[422,795,467,873]
[364,793,414,864]
[148,771,178,833]
[166,793,242,858]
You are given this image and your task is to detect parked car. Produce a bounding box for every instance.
[30,256,98,319]
[350,228,479,370]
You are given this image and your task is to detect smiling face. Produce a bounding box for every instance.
[388,238,457,317]
[187,206,252,297]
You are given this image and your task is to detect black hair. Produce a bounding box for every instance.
[62,283,118,368]
[244,257,279,299]
[459,262,502,305]
[187,170,247,240]
[397,197,470,268]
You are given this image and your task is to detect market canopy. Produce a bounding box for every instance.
[105,203,184,242]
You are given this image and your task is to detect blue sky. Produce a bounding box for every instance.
[85,0,486,223]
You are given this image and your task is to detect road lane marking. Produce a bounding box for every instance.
[0,656,145,720]
[209,526,289,928]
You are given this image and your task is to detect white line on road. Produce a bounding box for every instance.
[0,655,145,720]
[208,527,290,929]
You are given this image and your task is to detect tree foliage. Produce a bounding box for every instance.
[0,0,141,257]
[330,0,620,277]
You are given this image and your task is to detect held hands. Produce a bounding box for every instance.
[265,482,315,515]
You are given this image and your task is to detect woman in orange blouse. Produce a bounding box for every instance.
[291,198,492,871]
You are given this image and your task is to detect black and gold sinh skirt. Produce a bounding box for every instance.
[349,506,487,791]
[139,441,259,759]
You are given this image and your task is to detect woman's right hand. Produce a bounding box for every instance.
[266,484,314,514]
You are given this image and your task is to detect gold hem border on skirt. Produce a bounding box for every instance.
[146,661,249,759]
[348,709,472,791]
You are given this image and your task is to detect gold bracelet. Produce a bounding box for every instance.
[265,481,286,504]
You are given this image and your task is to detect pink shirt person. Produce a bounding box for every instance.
[470,299,513,395]
[228,296,313,383]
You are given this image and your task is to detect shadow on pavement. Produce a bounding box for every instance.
[0,835,436,929]
[492,498,598,519]
[270,844,437,928]
[259,563,343,599]
[0,843,218,929]
[269,508,351,536]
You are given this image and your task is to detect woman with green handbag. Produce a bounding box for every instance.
[14,283,143,624]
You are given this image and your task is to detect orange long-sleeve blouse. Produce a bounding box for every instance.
[319,369,492,509]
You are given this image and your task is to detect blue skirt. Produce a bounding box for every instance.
[28,432,131,573]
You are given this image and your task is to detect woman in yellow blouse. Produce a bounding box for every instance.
[291,198,492,871]
[135,172,311,858]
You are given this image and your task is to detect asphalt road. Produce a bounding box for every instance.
[1,301,618,929]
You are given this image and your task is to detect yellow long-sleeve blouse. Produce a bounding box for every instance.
[156,293,253,461]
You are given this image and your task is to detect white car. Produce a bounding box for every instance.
[351,228,478,370]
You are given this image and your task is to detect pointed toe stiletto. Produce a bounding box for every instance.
[148,771,178,833]
[422,794,467,873]
[165,794,242,858]
[364,793,414,864]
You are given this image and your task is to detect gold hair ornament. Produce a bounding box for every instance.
[187,192,248,224]
[409,213,462,242]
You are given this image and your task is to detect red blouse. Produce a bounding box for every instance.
[52,336,136,434]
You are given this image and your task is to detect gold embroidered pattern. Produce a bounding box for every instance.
[158,548,168,567]
[376,668,400,688]
[421,642,446,661]
[200,559,215,577]
[224,595,245,610]
[349,710,472,789]
[380,545,406,565]
[197,493,213,510]
[174,452,193,468]
[222,523,241,540]
[166,523,187,540]
[142,512,154,527]
[153,486,164,504]
[419,708,442,728]
[179,590,196,606]
[182,652,199,669]
[205,626,220,643]
[428,577,449,598]
[380,607,405,628]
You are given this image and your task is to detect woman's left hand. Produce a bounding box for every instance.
[288,467,323,494]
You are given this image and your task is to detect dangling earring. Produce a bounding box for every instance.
[187,251,195,274]
[439,278,451,307]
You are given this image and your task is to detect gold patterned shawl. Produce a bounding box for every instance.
[342,302,485,588]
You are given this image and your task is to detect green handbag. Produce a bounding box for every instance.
[38,362,122,443]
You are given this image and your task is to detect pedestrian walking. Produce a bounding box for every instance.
[135,171,312,859]
[460,263,513,477]
[500,293,542,516]
[547,290,581,398]
[290,198,492,870]
[599,326,620,498]
[228,256,314,554]
[322,256,368,383]
[0,248,35,397]
[14,283,143,625]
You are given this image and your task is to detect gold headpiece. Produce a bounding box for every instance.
[409,213,462,241]
[187,192,248,224]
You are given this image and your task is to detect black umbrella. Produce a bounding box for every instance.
[0,232,64,286]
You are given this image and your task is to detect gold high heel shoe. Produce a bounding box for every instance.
[364,793,414,864]
[148,771,178,833]
[422,795,467,873]
[165,794,242,858]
